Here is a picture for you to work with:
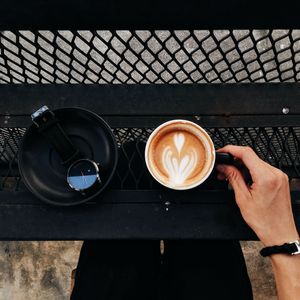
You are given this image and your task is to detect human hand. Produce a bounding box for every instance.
[216,145,298,247]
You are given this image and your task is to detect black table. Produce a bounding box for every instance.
[0,84,299,240]
[1,0,300,240]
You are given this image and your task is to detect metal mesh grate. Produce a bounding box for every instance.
[1,126,300,191]
[1,30,300,84]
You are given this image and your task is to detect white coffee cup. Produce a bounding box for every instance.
[145,119,232,190]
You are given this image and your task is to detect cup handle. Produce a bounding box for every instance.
[215,152,234,165]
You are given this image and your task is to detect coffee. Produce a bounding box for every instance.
[145,120,215,190]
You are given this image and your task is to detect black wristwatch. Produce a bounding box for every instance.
[260,240,300,257]
[31,105,102,194]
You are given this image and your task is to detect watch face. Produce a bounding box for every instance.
[67,159,100,191]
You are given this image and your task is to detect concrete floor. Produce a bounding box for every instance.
[0,241,82,300]
[0,241,276,300]
[241,241,277,300]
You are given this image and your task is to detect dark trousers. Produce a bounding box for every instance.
[71,240,253,300]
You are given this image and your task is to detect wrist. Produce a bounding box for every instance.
[261,236,299,248]
[259,229,299,247]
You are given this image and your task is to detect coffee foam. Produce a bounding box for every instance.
[146,121,214,189]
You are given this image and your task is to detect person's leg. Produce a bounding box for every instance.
[71,240,162,300]
[163,240,253,300]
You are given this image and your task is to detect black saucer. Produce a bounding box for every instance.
[18,107,118,206]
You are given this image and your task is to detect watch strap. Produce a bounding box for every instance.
[260,240,300,257]
[32,106,81,166]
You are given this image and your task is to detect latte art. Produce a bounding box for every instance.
[145,120,215,190]
[162,133,197,185]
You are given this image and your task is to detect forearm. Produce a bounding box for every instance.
[270,254,300,300]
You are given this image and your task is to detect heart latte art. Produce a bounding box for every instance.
[162,133,198,185]
[147,122,211,189]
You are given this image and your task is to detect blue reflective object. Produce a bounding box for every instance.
[67,159,99,191]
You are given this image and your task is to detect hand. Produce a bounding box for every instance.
[216,145,299,247]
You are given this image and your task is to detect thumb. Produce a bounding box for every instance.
[216,164,251,206]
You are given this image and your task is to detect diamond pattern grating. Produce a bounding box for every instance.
[1,30,300,83]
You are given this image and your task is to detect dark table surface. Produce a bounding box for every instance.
[0,84,299,240]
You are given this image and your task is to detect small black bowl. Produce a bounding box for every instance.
[18,107,118,206]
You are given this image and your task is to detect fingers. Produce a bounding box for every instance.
[217,145,266,182]
[232,158,253,184]
[216,164,251,206]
